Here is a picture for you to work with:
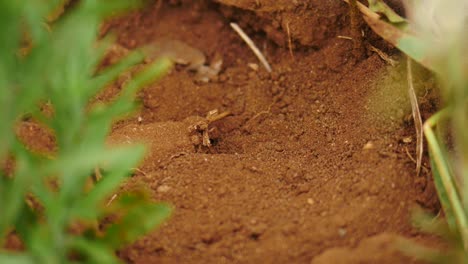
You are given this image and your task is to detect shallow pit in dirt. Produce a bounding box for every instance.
[94,1,442,263]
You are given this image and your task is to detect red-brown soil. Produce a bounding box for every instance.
[16,0,444,263]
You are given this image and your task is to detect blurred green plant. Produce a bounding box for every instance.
[347,0,468,262]
[0,0,172,263]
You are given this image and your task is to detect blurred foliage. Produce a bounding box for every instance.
[0,0,172,263]
[360,0,468,262]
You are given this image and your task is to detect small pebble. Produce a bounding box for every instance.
[338,228,347,237]
[363,141,374,150]
[402,136,412,143]
[248,63,259,71]
[157,185,171,193]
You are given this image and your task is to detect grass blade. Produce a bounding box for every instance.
[424,109,468,249]
[407,57,424,176]
[367,0,406,23]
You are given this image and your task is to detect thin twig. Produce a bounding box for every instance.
[407,57,423,176]
[370,45,397,66]
[106,194,118,207]
[230,22,272,72]
[405,147,430,173]
[405,147,417,164]
[131,167,147,176]
[286,21,294,60]
[248,109,271,123]
[93,167,102,182]
[206,110,231,123]
[338,35,353,40]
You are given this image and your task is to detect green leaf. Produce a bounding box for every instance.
[0,142,36,237]
[120,58,172,98]
[397,36,433,68]
[69,145,145,220]
[0,1,21,159]
[102,195,172,248]
[22,0,56,43]
[411,206,456,241]
[46,145,144,209]
[71,237,119,264]
[429,143,458,233]
[0,254,35,264]
[367,0,406,24]
[86,0,147,18]
[89,58,172,125]
[0,0,170,261]
[88,46,144,100]
[362,14,438,72]
[14,205,63,264]
[25,224,63,264]
[397,237,449,263]
[424,109,468,249]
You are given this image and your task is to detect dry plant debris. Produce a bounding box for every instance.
[230,22,272,72]
[188,109,231,148]
[406,57,424,176]
[369,45,398,66]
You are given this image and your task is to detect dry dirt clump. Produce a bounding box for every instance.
[108,110,230,171]
[214,0,349,49]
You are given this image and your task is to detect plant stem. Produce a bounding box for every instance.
[424,108,468,250]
